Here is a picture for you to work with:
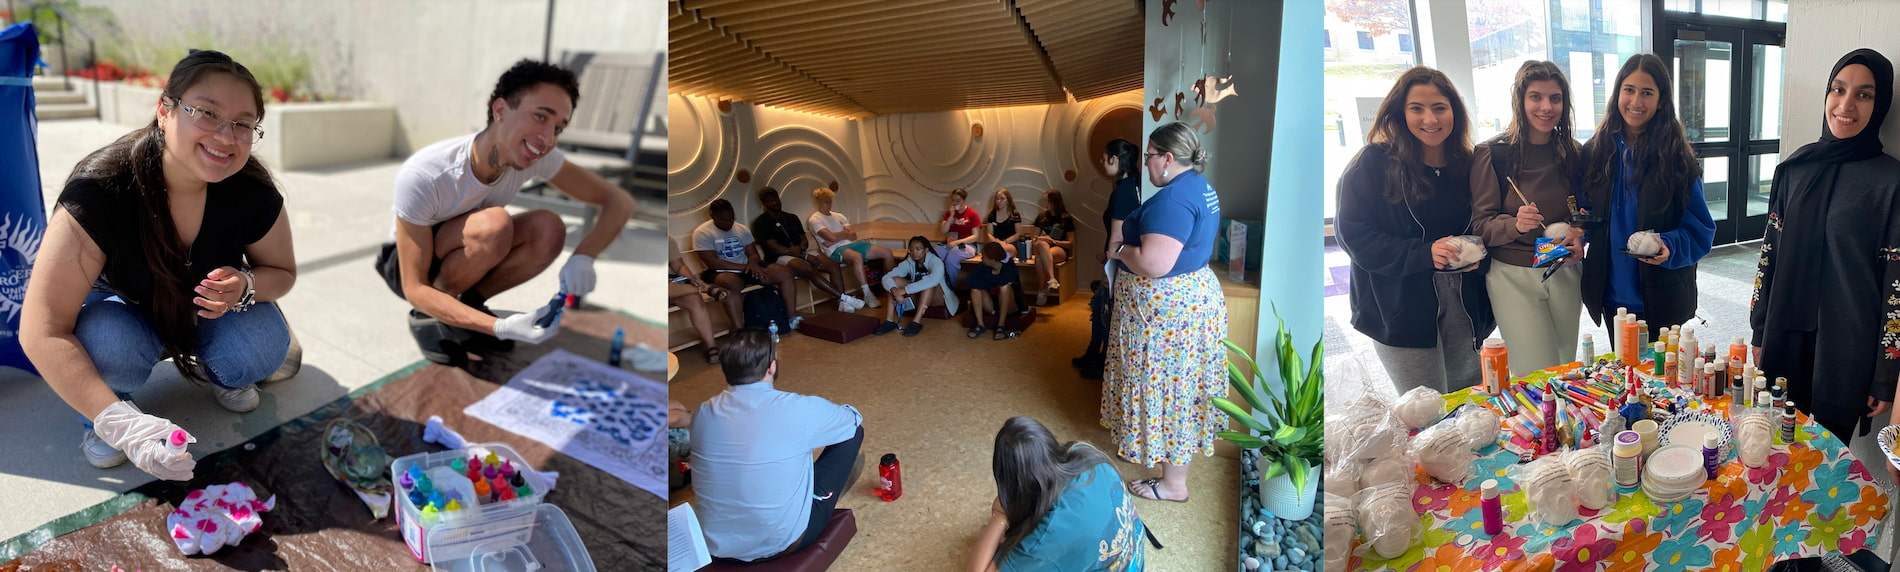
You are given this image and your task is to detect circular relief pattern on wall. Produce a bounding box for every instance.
[1087,107,1143,181]
[736,169,751,183]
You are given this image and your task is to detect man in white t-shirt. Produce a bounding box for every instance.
[692,199,801,329]
[807,188,895,308]
[374,59,635,365]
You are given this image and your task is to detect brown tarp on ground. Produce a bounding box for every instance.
[1,310,668,572]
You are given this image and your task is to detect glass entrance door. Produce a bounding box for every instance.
[1671,24,1782,245]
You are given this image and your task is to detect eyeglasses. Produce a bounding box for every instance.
[1144,152,1165,160]
[170,98,265,144]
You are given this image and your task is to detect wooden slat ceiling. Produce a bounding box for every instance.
[668,0,1142,118]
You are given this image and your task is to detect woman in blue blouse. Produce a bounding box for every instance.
[1103,122,1227,503]
[1578,54,1715,331]
[969,416,1145,572]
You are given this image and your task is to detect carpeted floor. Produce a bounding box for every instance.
[668,295,1240,571]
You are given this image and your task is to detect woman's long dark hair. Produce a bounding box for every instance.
[1362,66,1472,204]
[1497,60,1582,178]
[1105,139,1139,183]
[1034,190,1070,227]
[64,50,274,382]
[991,416,1115,562]
[1581,54,1701,220]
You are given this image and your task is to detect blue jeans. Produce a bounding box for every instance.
[74,290,290,426]
[933,244,973,288]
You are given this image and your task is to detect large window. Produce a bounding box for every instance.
[1664,0,1787,22]
[1465,0,1645,142]
[1323,0,1415,221]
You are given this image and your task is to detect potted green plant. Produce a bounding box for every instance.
[1214,305,1323,521]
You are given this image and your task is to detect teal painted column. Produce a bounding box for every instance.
[1257,0,1322,393]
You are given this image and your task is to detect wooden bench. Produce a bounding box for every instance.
[668,234,851,351]
[858,221,1075,306]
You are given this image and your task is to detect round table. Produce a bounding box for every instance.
[667,351,679,382]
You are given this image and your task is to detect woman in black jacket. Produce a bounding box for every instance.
[1337,66,1496,394]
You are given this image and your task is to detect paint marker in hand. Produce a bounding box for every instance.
[534,291,566,329]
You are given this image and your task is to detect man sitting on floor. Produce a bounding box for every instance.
[375,59,635,364]
[694,199,802,329]
[690,329,865,562]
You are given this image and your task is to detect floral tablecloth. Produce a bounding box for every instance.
[1350,378,1890,572]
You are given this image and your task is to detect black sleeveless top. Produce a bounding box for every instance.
[59,175,283,306]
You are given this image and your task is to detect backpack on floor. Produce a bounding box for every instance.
[743,285,792,330]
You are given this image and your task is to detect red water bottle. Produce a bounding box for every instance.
[876,453,903,501]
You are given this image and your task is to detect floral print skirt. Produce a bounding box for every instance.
[1101,266,1228,466]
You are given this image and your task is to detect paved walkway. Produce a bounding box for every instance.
[0,118,665,542]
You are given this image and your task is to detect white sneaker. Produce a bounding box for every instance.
[839,295,862,312]
[1047,278,1060,291]
[82,429,127,469]
[863,294,882,309]
[212,383,261,413]
[790,316,804,330]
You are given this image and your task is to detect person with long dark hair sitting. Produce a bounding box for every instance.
[23,50,299,480]
[970,416,1146,571]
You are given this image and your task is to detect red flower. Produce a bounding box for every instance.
[1842,528,1871,553]
[1477,532,1528,570]
[1414,483,1452,513]
[1552,524,1615,572]
[1699,494,1747,542]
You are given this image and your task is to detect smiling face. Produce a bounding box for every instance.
[157,72,258,185]
[1404,84,1454,150]
[1523,79,1565,136]
[488,82,573,170]
[1828,63,1878,139]
[1618,70,1659,134]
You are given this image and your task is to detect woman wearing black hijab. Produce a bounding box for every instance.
[1750,48,1900,445]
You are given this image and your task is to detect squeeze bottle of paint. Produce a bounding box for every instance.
[1653,342,1666,376]
[1679,334,1697,388]
[1691,357,1707,395]
[1621,317,1640,366]
[166,429,192,454]
[609,327,625,368]
[1481,479,1504,535]
[1702,343,1718,371]
[1637,320,1650,355]
[1665,351,1678,383]
[1702,433,1721,479]
[1729,336,1748,369]
[1480,339,1509,395]
[1754,378,1769,409]
[1580,334,1595,365]
[1666,330,1679,358]
[1613,431,1643,487]
[1781,400,1799,445]
[1713,360,1728,399]
[877,453,903,501]
[1729,368,1746,408]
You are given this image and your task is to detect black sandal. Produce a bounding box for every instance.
[704,346,721,365]
[994,329,1019,341]
[968,326,986,339]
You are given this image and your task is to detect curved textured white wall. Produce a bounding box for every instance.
[668,91,1143,284]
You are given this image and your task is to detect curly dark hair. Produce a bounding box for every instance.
[485,59,581,126]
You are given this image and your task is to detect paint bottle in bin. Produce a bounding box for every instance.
[876,453,903,501]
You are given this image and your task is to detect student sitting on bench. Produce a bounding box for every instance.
[808,188,895,308]
[693,198,802,329]
[1030,190,1076,306]
[875,236,958,337]
[752,187,864,312]
[965,242,1022,341]
[668,236,728,364]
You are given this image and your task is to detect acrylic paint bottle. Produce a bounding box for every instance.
[1480,338,1509,395]
[1665,351,1678,384]
[1692,357,1707,396]
[1754,378,1769,409]
[1580,333,1595,364]
[1613,431,1643,487]
[877,453,903,501]
[1637,320,1650,355]
[1713,360,1728,400]
[1481,479,1504,535]
[1678,333,1697,388]
[1702,433,1721,479]
[1653,342,1666,376]
[1729,336,1748,370]
[1781,400,1799,446]
[1702,343,1718,371]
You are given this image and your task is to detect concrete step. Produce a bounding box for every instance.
[31,76,67,91]
[34,90,84,105]
[36,103,96,120]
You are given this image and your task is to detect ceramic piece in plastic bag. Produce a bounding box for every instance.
[1394,386,1447,430]
[1508,456,1581,526]
[1560,445,1616,510]
[1324,492,1356,572]
[1351,482,1420,560]
[1408,421,1476,485]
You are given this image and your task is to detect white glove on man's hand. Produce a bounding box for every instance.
[493,305,559,344]
[92,401,195,481]
[560,255,596,297]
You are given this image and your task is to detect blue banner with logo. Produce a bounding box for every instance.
[0,24,44,376]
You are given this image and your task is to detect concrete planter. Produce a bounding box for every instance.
[82,80,396,170]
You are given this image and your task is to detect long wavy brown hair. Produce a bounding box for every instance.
[1362,66,1472,204]
[991,416,1116,563]
[64,50,275,382]
[1496,60,1582,178]
[1580,54,1701,220]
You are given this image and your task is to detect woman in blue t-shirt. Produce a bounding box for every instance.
[1104,121,1227,503]
[970,417,1145,572]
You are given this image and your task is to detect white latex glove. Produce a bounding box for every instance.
[92,401,195,481]
[493,305,558,344]
[559,254,596,297]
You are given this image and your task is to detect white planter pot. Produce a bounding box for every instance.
[1258,468,1318,521]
